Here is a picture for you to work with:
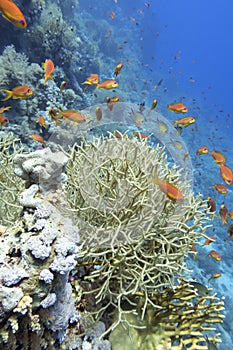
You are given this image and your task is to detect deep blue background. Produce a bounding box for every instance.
[141,0,233,121]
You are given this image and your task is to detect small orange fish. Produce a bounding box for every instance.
[219,203,228,225]
[106,96,119,104]
[227,223,233,240]
[48,108,61,125]
[114,62,123,76]
[82,74,99,86]
[212,183,228,194]
[1,85,33,101]
[95,106,102,121]
[149,177,184,203]
[207,196,216,213]
[203,235,215,246]
[57,109,86,123]
[0,115,9,127]
[132,131,150,139]
[96,80,118,90]
[43,59,54,85]
[36,115,46,128]
[106,96,119,111]
[0,106,11,113]
[114,131,124,138]
[208,250,222,261]
[30,133,46,145]
[219,163,233,185]
[208,273,222,281]
[228,210,233,220]
[173,116,195,127]
[167,102,188,113]
[59,80,67,93]
[211,150,226,165]
[196,145,209,157]
[0,0,27,28]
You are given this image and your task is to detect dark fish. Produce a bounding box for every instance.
[189,281,209,296]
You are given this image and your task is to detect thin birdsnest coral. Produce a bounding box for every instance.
[0,133,25,226]
[109,281,225,350]
[61,133,211,325]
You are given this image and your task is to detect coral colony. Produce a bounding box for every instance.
[0,121,224,349]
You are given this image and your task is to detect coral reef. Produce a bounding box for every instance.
[0,45,42,89]
[0,128,224,349]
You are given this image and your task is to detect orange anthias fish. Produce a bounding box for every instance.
[43,59,54,85]
[227,224,233,240]
[203,235,215,246]
[196,145,209,157]
[132,131,150,139]
[0,115,9,127]
[219,164,233,185]
[106,96,119,104]
[173,116,195,127]
[167,102,188,113]
[212,183,228,194]
[57,109,86,123]
[30,133,46,145]
[210,150,226,165]
[1,85,33,101]
[114,62,123,76]
[48,108,61,125]
[36,115,46,128]
[82,74,99,86]
[207,196,216,213]
[208,250,222,261]
[0,0,27,28]
[219,203,228,225]
[0,106,11,113]
[149,177,184,203]
[96,80,118,90]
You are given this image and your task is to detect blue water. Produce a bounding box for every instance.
[1,0,233,348]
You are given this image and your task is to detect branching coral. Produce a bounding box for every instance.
[0,45,42,88]
[0,133,25,226]
[61,133,212,327]
[109,281,224,349]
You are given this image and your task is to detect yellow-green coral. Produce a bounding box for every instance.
[109,282,224,350]
[0,133,25,226]
[61,133,211,326]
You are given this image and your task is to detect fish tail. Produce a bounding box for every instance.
[1,89,12,101]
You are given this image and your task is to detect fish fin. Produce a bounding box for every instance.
[1,89,12,101]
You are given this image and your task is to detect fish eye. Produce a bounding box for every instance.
[20,19,25,25]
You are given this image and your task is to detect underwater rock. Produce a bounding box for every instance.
[0,286,24,313]
[14,147,68,193]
